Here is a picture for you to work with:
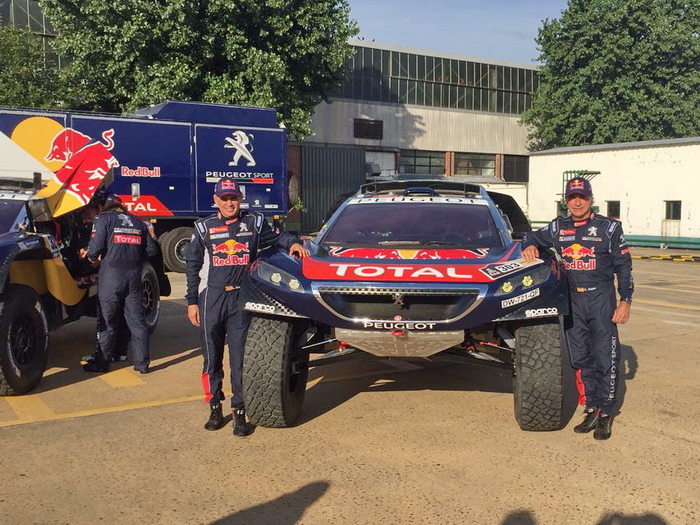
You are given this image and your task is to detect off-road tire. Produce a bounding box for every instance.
[160,227,193,273]
[243,316,309,427]
[0,285,49,395]
[142,263,160,334]
[513,321,564,431]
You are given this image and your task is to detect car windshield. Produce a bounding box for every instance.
[0,198,26,232]
[322,201,503,248]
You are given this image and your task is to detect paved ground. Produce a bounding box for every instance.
[1,254,699,524]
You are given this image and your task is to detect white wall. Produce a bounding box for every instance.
[308,100,529,155]
[529,141,700,239]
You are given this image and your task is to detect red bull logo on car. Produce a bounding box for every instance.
[561,243,596,270]
[328,247,489,260]
[212,239,249,266]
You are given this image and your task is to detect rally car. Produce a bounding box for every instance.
[0,176,170,395]
[239,180,569,431]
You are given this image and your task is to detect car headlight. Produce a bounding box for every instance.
[256,261,305,292]
[494,264,551,296]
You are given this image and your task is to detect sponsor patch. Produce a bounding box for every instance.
[114,227,141,235]
[621,248,630,255]
[501,288,540,308]
[564,260,597,270]
[212,254,250,267]
[114,234,141,245]
[210,233,229,240]
[560,229,575,236]
[582,236,602,242]
[525,307,559,318]
[559,235,575,241]
[209,226,228,234]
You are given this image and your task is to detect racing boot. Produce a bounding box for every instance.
[594,413,613,440]
[233,408,253,437]
[573,407,599,433]
[82,353,110,373]
[204,404,225,431]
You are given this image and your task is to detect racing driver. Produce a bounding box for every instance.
[186,179,309,437]
[521,177,633,440]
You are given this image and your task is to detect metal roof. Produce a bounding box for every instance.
[531,136,700,156]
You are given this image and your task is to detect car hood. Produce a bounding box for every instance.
[300,242,544,284]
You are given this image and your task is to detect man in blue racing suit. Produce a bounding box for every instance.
[185,179,309,437]
[521,177,633,440]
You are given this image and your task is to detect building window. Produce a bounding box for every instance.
[503,155,529,182]
[665,201,681,220]
[607,201,620,219]
[353,119,383,140]
[400,150,445,175]
[454,153,495,177]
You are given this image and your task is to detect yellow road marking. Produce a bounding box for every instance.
[98,368,145,387]
[635,284,700,295]
[44,367,69,377]
[5,395,55,421]
[633,306,700,319]
[0,394,203,428]
[635,299,700,312]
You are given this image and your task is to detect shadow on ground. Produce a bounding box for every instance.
[209,481,329,525]
[500,510,667,524]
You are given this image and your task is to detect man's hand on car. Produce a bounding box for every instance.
[612,300,631,324]
[187,304,200,327]
[521,245,539,260]
[289,243,310,258]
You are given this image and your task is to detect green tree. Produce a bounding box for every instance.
[521,0,700,151]
[40,0,357,138]
[0,26,61,107]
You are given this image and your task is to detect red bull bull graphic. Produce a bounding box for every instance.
[328,246,489,260]
[562,243,597,270]
[212,239,249,267]
[36,127,118,217]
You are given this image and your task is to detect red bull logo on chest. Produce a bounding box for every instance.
[561,243,596,270]
[212,239,250,266]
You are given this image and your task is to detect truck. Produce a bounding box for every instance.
[0,101,289,272]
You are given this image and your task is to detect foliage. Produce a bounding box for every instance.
[0,26,61,107]
[521,0,700,150]
[40,0,357,139]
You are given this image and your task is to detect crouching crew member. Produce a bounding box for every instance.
[84,195,158,374]
[185,179,309,437]
[521,177,633,440]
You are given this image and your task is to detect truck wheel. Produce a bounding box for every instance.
[243,316,310,427]
[142,263,160,334]
[160,227,193,273]
[513,321,565,431]
[0,286,49,395]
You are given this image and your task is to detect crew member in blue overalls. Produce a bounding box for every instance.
[185,179,308,437]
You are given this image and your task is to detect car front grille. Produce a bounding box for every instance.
[315,286,481,322]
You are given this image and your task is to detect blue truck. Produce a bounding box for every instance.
[0,101,289,272]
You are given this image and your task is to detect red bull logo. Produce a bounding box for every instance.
[212,239,249,266]
[562,243,596,270]
[328,247,488,260]
[45,128,92,162]
[569,179,585,190]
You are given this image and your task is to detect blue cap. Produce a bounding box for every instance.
[565,178,593,198]
[215,179,243,199]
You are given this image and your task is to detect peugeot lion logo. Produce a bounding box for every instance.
[392,293,405,307]
[225,130,256,167]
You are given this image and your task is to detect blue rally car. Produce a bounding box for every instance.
[240,180,569,431]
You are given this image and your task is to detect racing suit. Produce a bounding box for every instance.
[522,213,634,412]
[87,210,158,371]
[185,211,300,410]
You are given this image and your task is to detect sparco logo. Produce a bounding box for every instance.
[226,130,256,167]
[245,302,274,313]
[363,321,436,330]
[525,307,559,318]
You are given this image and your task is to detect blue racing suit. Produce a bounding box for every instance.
[185,211,299,409]
[522,213,634,412]
[87,210,158,371]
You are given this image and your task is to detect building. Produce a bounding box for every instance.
[529,139,700,249]
[293,38,539,230]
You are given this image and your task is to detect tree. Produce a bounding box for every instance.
[521,0,700,151]
[0,26,61,107]
[40,0,357,139]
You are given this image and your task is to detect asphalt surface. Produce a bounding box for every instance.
[1,250,699,524]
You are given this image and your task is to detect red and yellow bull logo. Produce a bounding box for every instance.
[212,239,249,267]
[561,243,596,270]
